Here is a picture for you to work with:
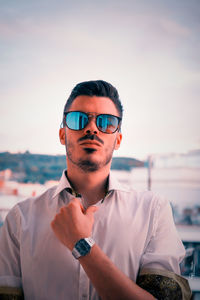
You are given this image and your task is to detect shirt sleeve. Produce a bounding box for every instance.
[136,268,192,300]
[138,196,192,299]
[140,196,186,274]
[0,205,22,288]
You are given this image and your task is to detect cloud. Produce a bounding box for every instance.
[160,18,190,37]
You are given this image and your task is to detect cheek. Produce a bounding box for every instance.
[66,130,79,144]
[65,132,74,148]
[66,137,75,149]
[65,132,84,153]
[104,137,117,152]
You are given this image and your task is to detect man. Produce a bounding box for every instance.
[0,80,191,299]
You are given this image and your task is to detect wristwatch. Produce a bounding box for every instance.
[72,237,95,259]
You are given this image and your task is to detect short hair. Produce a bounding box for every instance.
[62,80,123,125]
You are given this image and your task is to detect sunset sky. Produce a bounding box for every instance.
[1,0,200,159]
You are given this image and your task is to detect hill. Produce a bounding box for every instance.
[0,152,147,184]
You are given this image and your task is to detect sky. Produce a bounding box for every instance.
[0,0,200,160]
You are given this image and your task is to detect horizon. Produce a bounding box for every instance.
[1,147,200,160]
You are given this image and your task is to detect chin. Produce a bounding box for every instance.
[78,158,100,172]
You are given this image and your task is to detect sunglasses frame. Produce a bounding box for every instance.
[63,111,122,134]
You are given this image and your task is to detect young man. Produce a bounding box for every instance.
[0,80,191,299]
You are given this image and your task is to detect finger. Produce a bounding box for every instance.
[71,197,82,206]
[51,219,57,231]
[85,205,99,217]
[71,197,85,212]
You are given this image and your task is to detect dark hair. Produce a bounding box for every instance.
[63,80,123,125]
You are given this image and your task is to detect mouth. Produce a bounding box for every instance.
[78,134,104,145]
[79,141,101,147]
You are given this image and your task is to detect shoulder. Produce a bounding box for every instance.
[113,185,172,230]
[116,184,168,209]
[109,171,167,206]
[2,185,59,240]
[21,184,57,207]
[6,184,58,223]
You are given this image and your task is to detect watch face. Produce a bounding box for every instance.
[75,239,91,256]
[72,237,95,259]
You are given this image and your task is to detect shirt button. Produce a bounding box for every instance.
[82,294,87,299]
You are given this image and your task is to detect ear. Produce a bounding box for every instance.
[59,128,66,145]
[114,132,122,150]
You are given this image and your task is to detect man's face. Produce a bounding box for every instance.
[59,95,122,172]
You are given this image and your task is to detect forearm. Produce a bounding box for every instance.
[79,244,155,300]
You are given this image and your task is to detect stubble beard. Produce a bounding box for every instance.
[66,140,116,173]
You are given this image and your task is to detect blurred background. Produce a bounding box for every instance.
[0,0,200,297]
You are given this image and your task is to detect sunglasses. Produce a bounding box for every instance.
[64,111,121,134]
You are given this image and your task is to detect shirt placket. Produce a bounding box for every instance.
[79,263,90,300]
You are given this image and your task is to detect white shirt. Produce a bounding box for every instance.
[0,170,185,300]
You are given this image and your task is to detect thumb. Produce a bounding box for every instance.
[72,197,85,212]
[85,205,99,217]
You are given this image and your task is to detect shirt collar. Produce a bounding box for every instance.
[108,171,131,192]
[52,170,71,198]
[53,169,130,198]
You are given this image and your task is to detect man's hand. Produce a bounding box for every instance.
[51,198,98,251]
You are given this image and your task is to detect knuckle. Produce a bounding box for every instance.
[60,207,65,213]
[68,202,75,210]
[70,199,79,208]
[73,197,80,204]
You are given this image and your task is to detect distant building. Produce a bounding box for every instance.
[153,150,200,168]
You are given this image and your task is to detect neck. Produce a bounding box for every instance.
[66,160,110,206]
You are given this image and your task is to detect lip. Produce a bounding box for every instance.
[79,141,101,147]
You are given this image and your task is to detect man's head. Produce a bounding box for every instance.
[62,80,123,126]
[60,80,123,173]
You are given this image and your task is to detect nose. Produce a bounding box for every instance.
[84,116,99,135]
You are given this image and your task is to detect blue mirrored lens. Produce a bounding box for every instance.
[66,112,88,130]
[97,115,118,133]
